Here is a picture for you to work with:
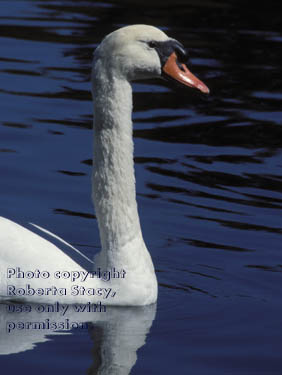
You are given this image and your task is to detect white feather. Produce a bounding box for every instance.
[0,25,171,305]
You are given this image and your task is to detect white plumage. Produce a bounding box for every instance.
[0,25,208,305]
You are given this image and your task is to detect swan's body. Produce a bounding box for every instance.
[0,25,208,305]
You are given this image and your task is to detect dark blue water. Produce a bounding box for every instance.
[1,1,282,374]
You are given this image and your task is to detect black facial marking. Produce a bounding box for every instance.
[152,39,189,66]
[148,41,157,49]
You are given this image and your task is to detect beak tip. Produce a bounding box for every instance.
[198,83,210,95]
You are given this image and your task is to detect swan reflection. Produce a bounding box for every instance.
[0,302,156,374]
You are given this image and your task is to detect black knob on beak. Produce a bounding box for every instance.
[173,40,189,63]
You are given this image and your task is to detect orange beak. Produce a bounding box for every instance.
[163,52,209,94]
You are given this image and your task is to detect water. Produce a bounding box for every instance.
[0,0,282,373]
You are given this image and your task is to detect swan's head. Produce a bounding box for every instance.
[93,25,209,94]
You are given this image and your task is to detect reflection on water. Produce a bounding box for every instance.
[0,0,282,374]
[0,302,156,375]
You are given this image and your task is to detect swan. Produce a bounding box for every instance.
[0,25,209,305]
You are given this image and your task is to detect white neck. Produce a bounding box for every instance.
[91,63,145,267]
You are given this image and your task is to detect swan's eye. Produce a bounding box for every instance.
[148,41,157,49]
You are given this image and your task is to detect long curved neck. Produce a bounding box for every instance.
[91,65,144,261]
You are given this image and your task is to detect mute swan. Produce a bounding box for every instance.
[0,25,209,305]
